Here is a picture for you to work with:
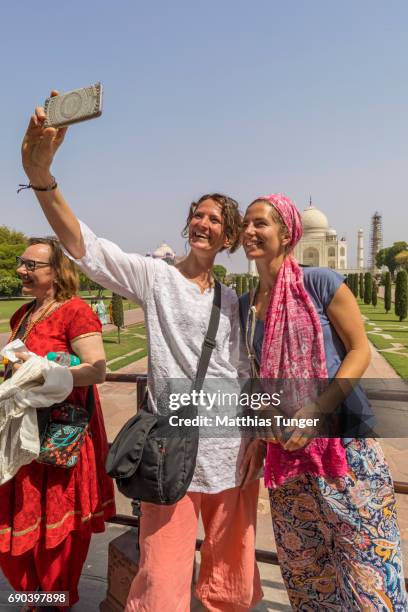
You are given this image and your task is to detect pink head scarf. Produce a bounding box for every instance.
[257,194,348,487]
[260,193,303,249]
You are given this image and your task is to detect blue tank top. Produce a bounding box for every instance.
[239,267,376,440]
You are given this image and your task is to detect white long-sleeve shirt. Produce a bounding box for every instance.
[66,222,250,492]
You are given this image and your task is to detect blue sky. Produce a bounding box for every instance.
[1,1,407,272]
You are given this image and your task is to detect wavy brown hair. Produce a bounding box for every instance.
[28,237,79,301]
[182,193,242,254]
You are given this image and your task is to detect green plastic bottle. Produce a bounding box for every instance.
[46,352,81,367]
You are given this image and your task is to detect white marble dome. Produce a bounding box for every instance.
[152,243,175,258]
[327,227,337,236]
[301,205,329,231]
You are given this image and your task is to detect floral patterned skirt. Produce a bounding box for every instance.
[269,439,407,611]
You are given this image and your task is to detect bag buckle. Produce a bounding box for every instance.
[131,499,142,517]
[203,336,216,349]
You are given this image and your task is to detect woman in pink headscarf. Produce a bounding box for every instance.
[239,194,407,610]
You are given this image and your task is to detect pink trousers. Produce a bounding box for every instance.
[125,480,263,612]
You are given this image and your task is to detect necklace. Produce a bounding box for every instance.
[245,289,260,378]
[27,299,57,325]
[195,276,214,293]
[176,264,214,293]
[9,299,62,343]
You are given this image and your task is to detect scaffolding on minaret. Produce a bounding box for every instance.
[357,229,364,269]
[369,212,383,271]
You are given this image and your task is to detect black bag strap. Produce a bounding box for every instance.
[192,281,221,391]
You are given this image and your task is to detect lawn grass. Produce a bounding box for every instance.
[358,297,408,379]
[108,347,148,371]
[0,299,31,321]
[103,323,147,362]
[0,295,138,322]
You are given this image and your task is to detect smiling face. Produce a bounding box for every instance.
[16,243,57,299]
[242,200,290,262]
[188,198,230,255]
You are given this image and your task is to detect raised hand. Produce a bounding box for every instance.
[22,91,67,185]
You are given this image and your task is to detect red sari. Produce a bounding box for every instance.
[0,297,115,601]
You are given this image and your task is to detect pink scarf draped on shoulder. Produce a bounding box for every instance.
[259,194,348,488]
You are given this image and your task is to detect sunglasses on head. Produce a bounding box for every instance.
[16,256,51,272]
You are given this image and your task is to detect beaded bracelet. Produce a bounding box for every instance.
[17,176,58,194]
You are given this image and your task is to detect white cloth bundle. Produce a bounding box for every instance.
[0,356,73,484]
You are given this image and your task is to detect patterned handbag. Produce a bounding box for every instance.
[37,386,94,468]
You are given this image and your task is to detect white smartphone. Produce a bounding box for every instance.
[44,82,103,128]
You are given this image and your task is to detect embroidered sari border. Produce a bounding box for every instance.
[0,498,115,539]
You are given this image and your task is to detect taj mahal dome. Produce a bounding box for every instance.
[246,197,367,276]
[293,198,347,269]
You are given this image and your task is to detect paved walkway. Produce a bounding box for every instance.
[102,307,144,333]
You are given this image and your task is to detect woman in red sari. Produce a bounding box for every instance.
[0,237,115,611]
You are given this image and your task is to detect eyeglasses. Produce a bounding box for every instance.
[16,256,51,272]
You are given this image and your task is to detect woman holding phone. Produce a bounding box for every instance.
[19,94,264,612]
[239,193,407,610]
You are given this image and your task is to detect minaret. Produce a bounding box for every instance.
[369,212,383,272]
[248,259,258,276]
[357,229,364,269]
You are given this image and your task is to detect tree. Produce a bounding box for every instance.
[395,270,408,322]
[384,272,392,313]
[0,273,22,296]
[77,269,105,296]
[352,273,359,298]
[0,227,27,272]
[248,276,258,292]
[371,280,378,307]
[0,243,27,275]
[359,273,364,300]
[375,248,387,270]
[377,242,408,278]
[395,250,408,271]
[355,274,360,297]
[0,226,27,245]
[348,274,353,294]
[212,265,227,282]
[235,275,242,297]
[111,293,124,343]
[364,273,372,305]
[0,226,27,293]
[241,275,248,295]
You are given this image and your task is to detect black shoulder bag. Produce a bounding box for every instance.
[105,281,221,505]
